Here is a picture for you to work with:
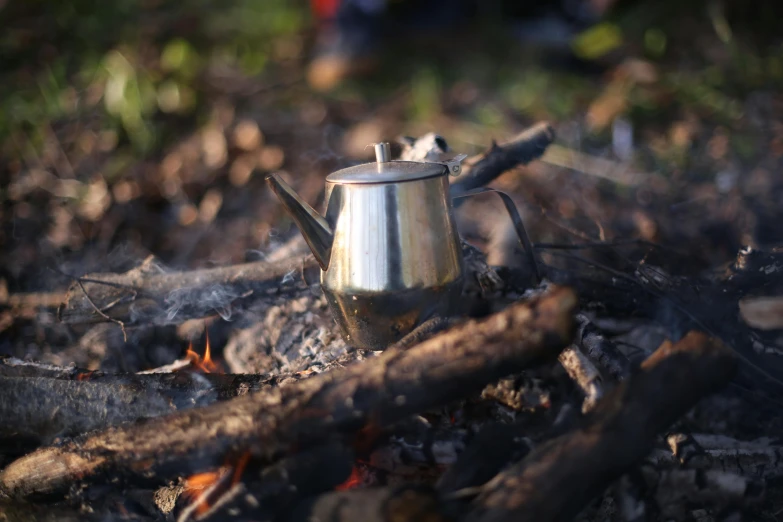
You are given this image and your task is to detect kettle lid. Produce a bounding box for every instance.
[326,142,460,185]
[326,160,448,185]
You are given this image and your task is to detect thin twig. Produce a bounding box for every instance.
[74,279,128,342]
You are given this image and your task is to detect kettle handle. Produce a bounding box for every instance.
[452,187,543,283]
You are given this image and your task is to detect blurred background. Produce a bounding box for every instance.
[1,0,783,295]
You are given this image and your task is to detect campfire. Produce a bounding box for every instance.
[1,122,782,522]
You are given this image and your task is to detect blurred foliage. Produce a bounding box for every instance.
[0,0,307,159]
[3,0,783,178]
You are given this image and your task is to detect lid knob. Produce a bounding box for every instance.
[374,142,391,164]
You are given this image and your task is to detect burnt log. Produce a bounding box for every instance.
[0,286,577,500]
[57,254,318,326]
[466,330,738,522]
[0,368,275,447]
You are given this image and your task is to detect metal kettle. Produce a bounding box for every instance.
[266,143,538,349]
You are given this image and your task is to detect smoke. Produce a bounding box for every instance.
[163,284,242,323]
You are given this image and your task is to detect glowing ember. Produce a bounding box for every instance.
[335,465,363,491]
[76,371,95,381]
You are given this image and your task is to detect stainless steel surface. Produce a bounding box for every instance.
[266,174,333,270]
[325,160,447,184]
[322,280,464,348]
[374,142,391,163]
[267,148,469,349]
[452,187,543,282]
[323,175,463,293]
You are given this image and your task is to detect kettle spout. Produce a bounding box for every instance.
[266,174,333,270]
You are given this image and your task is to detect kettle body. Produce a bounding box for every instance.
[266,141,539,350]
[321,164,464,348]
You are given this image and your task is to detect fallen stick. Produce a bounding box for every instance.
[0,286,577,499]
[0,356,274,389]
[450,122,556,196]
[0,368,275,446]
[466,331,738,522]
[57,254,318,326]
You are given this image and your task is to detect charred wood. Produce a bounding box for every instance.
[437,422,532,495]
[0,502,112,522]
[574,314,631,381]
[639,464,764,521]
[0,356,277,448]
[57,255,319,326]
[649,433,783,479]
[466,331,738,522]
[0,370,274,448]
[366,420,470,479]
[0,286,578,500]
[558,345,603,413]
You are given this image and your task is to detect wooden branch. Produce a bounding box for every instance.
[450,122,556,197]
[466,331,738,522]
[57,254,319,326]
[0,286,577,499]
[0,361,275,446]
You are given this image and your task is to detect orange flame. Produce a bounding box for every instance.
[76,371,95,381]
[335,465,363,491]
[181,452,251,517]
[181,469,226,516]
[185,330,222,373]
